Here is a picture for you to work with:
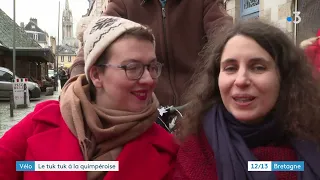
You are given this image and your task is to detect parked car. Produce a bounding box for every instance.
[28,76,54,92]
[43,76,54,90]
[0,67,41,99]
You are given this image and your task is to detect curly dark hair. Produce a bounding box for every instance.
[178,20,320,143]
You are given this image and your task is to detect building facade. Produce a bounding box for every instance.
[85,0,108,17]
[62,0,78,47]
[226,0,320,45]
[295,0,320,44]
[226,0,294,36]
[57,45,77,68]
[0,9,54,81]
[58,0,78,69]
[49,36,57,70]
[23,18,50,48]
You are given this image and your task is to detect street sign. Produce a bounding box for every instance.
[13,78,30,108]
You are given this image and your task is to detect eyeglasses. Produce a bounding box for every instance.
[98,61,163,80]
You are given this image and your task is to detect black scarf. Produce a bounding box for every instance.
[203,104,320,180]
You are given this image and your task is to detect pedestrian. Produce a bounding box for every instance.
[300,29,320,79]
[0,16,178,180]
[59,69,68,88]
[69,0,233,108]
[173,20,320,180]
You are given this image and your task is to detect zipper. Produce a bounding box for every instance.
[157,117,171,132]
[140,0,146,6]
[161,6,177,105]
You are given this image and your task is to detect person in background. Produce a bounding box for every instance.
[0,16,178,180]
[300,29,320,79]
[69,0,233,108]
[59,68,69,89]
[173,20,320,180]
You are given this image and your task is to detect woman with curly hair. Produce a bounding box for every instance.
[173,20,320,180]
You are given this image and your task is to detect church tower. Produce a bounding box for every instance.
[62,0,76,46]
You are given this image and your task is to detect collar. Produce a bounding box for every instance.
[140,0,181,6]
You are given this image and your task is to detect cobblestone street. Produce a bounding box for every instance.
[0,90,60,137]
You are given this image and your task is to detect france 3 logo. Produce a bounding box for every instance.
[287,11,301,24]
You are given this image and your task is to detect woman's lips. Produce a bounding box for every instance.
[131,90,148,101]
[232,94,256,107]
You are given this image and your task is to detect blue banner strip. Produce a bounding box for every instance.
[16,161,35,171]
[271,161,304,171]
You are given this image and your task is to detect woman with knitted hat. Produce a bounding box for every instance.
[0,16,178,180]
[173,20,320,180]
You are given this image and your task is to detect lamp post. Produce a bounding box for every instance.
[13,0,16,79]
[57,1,60,71]
[54,1,61,91]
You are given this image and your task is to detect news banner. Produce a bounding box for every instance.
[248,161,304,171]
[16,161,119,171]
[16,161,303,172]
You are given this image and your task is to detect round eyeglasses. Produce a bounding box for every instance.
[98,61,163,80]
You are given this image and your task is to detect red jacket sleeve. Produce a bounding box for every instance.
[305,40,320,71]
[103,0,127,18]
[0,112,36,180]
[305,44,317,62]
[203,0,233,39]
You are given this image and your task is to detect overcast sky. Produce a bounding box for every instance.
[1,0,89,43]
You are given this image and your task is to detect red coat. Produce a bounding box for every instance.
[0,100,178,180]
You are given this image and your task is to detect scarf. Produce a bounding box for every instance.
[59,75,159,180]
[203,104,320,180]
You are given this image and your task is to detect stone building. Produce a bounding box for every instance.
[57,45,77,68]
[0,8,54,81]
[85,0,108,17]
[58,0,78,69]
[62,0,78,47]
[226,0,320,45]
[23,18,50,48]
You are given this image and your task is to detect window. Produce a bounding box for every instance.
[61,56,64,62]
[0,70,13,82]
[240,0,260,18]
[33,33,38,41]
[68,56,71,62]
[31,25,35,29]
[241,12,260,20]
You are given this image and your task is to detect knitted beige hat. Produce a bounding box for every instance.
[76,16,95,44]
[83,16,154,80]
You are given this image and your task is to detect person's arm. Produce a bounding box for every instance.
[69,47,85,78]
[304,41,319,66]
[70,0,127,78]
[300,37,318,50]
[0,113,35,180]
[203,0,233,39]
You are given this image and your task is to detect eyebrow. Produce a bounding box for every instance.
[122,58,157,64]
[221,58,237,64]
[221,57,269,64]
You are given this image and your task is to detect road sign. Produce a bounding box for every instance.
[13,78,30,108]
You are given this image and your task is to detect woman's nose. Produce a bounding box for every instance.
[234,70,251,88]
[139,69,154,85]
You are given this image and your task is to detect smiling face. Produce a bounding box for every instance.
[218,35,280,123]
[90,36,157,112]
